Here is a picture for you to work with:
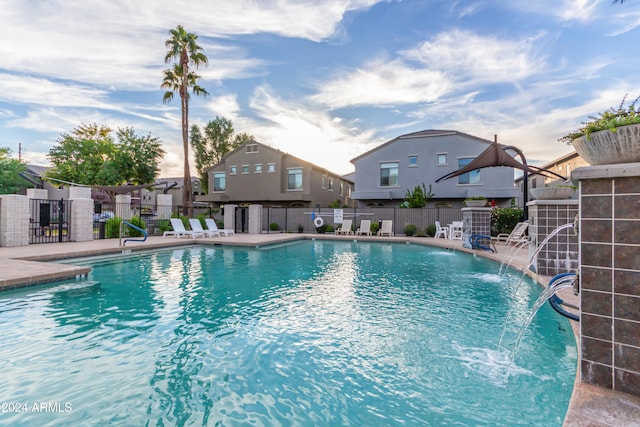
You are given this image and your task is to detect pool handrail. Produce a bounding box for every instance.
[119,221,148,247]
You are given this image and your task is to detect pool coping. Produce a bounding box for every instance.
[1,234,639,426]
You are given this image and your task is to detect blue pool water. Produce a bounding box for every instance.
[0,241,576,426]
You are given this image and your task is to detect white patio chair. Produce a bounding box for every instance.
[163,218,204,239]
[492,221,529,246]
[189,218,220,238]
[377,220,394,236]
[450,221,463,240]
[205,218,235,236]
[434,221,448,239]
[355,219,371,236]
[335,219,353,235]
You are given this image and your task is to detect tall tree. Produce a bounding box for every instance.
[162,25,209,216]
[0,147,27,194]
[190,117,254,192]
[46,124,165,186]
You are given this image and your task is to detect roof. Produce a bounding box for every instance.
[349,129,493,163]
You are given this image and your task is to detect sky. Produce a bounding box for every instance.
[1,0,640,178]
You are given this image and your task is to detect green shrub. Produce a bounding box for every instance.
[326,225,334,233]
[127,215,146,237]
[297,225,304,233]
[159,219,171,234]
[370,222,380,235]
[105,216,122,238]
[425,224,436,237]
[491,207,524,236]
[404,224,417,236]
[269,222,280,231]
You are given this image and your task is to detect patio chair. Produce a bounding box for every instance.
[205,218,235,236]
[335,219,353,235]
[378,220,394,236]
[163,218,204,239]
[355,219,371,236]
[492,221,529,246]
[434,221,448,239]
[450,221,464,240]
[189,218,220,238]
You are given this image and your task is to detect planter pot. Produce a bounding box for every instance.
[530,187,575,200]
[572,124,640,165]
[464,200,487,207]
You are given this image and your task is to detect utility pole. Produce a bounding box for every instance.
[18,142,22,161]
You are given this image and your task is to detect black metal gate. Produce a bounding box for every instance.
[29,198,72,244]
[235,207,248,233]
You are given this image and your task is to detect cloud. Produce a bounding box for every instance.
[248,85,379,174]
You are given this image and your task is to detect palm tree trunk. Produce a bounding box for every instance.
[181,89,192,217]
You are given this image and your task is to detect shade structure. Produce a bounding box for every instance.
[91,183,158,194]
[435,141,566,183]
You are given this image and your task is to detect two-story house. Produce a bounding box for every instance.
[350,130,519,207]
[198,140,353,208]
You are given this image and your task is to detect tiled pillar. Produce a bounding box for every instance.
[115,194,132,220]
[248,205,263,234]
[0,195,29,247]
[461,207,491,249]
[156,194,173,220]
[527,200,579,276]
[573,164,640,397]
[224,204,237,232]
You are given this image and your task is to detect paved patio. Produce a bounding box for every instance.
[1,233,638,426]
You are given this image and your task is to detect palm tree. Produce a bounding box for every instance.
[162,25,209,216]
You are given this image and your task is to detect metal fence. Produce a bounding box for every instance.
[92,202,214,239]
[263,207,463,235]
[29,198,72,244]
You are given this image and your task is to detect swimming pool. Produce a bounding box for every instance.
[0,241,576,426]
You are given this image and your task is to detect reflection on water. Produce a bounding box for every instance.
[0,241,576,426]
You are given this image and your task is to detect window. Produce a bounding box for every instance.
[457,158,480,184]
[437,153,447,165]
[408,155,418,167]
[213,173,226,192]
[380,162,399,187]
[287,168,303,190]
[229,166,237,174]
[246,144,258,153]
[255,164,262,173]
[242,165,249,174]
[322,175,326,189]
[328,178,334,191]
[267,163,276,173]
[339,182,344,196]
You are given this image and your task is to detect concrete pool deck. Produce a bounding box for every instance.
[1,234,639,426]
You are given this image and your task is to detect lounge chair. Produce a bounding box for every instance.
[355,219,371,236]
[335,219,353,235]
[163,218,204,239]
[205,218,235,236]
[492,221,529,246]
[378,220,394,236]
[449,221,463,240]
[189,218,220,238]
[434,221,448,239]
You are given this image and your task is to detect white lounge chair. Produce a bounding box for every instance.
[189,218,220,237]
[378,220,394,236]
[205,218,235,236]
[355,219,371,236]
[493,221,529,246]
[449,221,463,240]
[163,218,204,239]
[434,221,448,239]
[335,219,353,235]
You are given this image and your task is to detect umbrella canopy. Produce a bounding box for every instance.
[435,141,567,182]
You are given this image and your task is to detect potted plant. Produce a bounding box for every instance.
[530,184,576,200]
[559,95,640,165]
[463,196,487,207]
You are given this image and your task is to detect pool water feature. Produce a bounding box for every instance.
[0,241,576,426]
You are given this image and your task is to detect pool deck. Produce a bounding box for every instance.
[1,234,639,426]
